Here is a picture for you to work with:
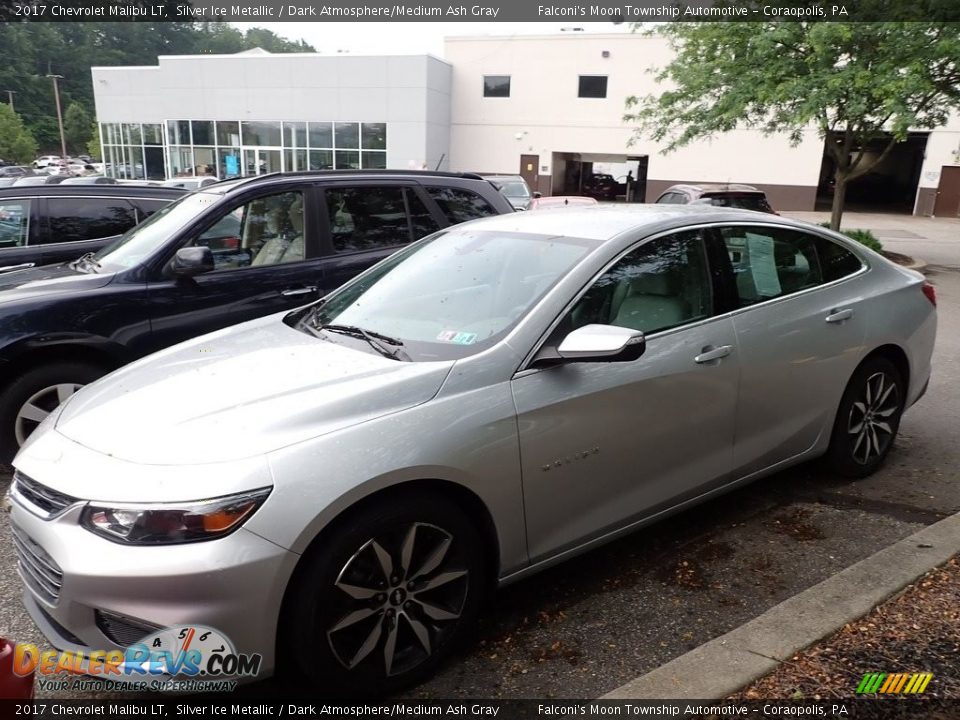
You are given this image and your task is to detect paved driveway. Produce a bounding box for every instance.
[2,212,958,699]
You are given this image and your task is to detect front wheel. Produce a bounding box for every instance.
[0,361,104,464]
[824,356,905,478]
[281,493,486,696]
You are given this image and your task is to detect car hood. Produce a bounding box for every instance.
[0,263,113,301]
[55,317,454,465]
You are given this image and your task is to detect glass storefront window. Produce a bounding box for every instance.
[123,124,142,145]
[219,149,242,179]
[309,149,333,170]
[241,121,281,146]
[143,124,163,145]
[335,150,360,170]
[284,149,309,172]
[361,123,386,150]
[192,121,215,146]
[334,122,360,150]
[169,146,194,177]
[284,122,307,149]
[167,121,190,146]
[194,147,216,176]
[217,121,240,147]
[103,124,120,145]
[308,122,333,149]
[361,151,387,169]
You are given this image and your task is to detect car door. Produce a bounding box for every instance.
[319,182,445,290]
[512,228,740,562]
[141,186,325,353]
[0,197,41,273]
[716,224,869,478]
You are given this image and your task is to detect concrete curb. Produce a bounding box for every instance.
[602,511,960,700]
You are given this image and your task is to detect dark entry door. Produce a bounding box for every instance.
[934,166,960,217]
[520,154,539,195]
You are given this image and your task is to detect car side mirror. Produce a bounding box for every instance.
[533,191,542,199]
[555,324,645,363]
[169,246,215,278]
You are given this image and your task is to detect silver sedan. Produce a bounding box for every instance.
[7,205,936,694]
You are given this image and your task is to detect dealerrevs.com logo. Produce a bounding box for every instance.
[14,625,261,693]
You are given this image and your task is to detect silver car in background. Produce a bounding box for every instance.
[8,205,936,695]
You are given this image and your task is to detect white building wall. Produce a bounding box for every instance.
[91,52,451,171]
[445,34,824,208]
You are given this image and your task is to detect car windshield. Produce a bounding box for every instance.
[93,192,223,271]
[297,228,593,361]
[498,181,530,198]
[704,193,773,213]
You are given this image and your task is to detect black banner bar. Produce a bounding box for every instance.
[1,699,958,719]
[2,0,959,23]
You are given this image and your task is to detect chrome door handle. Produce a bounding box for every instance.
[280,286,318,297]
[0,263,35,273]
[825,308,853,324]
[694,345,733,364]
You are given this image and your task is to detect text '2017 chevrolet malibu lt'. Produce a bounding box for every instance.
[8,205,936,694]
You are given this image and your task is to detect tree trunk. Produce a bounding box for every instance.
[830,173,848,231]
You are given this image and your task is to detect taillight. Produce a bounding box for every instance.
[921,281,936,307]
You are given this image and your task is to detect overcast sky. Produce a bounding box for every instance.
[233,22,630,56]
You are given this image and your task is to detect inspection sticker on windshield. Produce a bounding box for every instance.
[437,330,478,345]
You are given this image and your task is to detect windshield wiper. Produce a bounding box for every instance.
[321,324,411,362]
[69,251,101,273]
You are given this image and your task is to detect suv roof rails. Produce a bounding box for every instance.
[224,169,485,189]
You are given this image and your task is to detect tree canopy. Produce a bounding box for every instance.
[626,20,960,228]
[0,103,38,164]
[0,19,314,153]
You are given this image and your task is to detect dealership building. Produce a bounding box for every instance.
[92,34,960,216]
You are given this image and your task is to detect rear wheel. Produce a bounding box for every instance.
[0,362,104,464]
[824,357,904,478]
[281,493,485,696]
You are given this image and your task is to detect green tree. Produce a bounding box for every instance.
[64,102,92,155]
[87,123,101,161]
[0,104,38,163]
[625,20,960,229]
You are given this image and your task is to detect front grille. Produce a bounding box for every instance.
[96,611,161,647]
[12,471,78,518]
[10,522,63,604]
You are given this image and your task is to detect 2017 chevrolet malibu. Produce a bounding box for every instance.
[8,205,936,694]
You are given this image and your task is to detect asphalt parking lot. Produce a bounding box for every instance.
[1,212,958,700]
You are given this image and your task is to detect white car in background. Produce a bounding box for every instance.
[33,155,61,169]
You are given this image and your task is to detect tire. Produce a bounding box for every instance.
[280,493,486,697]
[824,356,905,479]
[0,361,104,464]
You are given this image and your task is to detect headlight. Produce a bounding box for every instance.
[80,488,271,545]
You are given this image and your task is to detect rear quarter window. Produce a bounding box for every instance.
[815,236,864,282]
[425,186,498,224]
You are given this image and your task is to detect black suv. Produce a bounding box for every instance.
[0,170,513,461]
[0,185,184,274]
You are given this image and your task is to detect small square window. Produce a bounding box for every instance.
[483,75,511,98]
[578,75,608,99]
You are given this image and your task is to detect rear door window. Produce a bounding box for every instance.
[326,186,441,252]
[46,197,138,244]
[425,186,498,224]
[0,199,31,248]
[719,226,824,306]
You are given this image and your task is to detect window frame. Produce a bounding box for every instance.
[577,75,609,99]
[483,75,511,98]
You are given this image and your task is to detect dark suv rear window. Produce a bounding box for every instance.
[703,193,773,213]
[425,186,497,224]
[46,197,138,244]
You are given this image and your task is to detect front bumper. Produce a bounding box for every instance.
[8,483,299,683]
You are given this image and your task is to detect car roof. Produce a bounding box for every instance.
[0,184,186,199]
[455,203,811,242]
[667,183,764,196]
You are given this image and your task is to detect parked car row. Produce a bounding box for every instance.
[2,168,936,696]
